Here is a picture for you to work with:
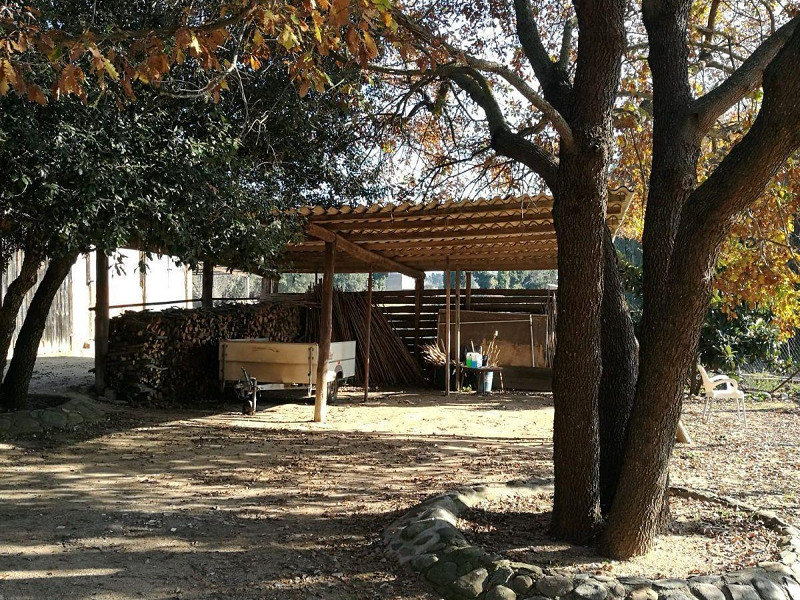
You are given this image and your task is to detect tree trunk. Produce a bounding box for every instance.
[598,229,638,514]
[0,251,41,380]
[0,253,77,411]
[549,152,606,542]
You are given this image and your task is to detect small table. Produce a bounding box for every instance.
[461,365,504,395]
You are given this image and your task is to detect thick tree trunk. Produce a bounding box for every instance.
[0,251,41,380]
[0,253,77,411]
[598,229,638,514]
[550,152,607,542]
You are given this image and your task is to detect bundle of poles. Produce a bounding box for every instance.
[306,286,425,388]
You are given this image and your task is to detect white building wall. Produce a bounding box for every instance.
[3,249,192,358]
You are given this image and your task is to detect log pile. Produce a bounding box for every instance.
[306,288,425,388]
[107,302,303,406]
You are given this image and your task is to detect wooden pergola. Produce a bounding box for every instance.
[282,189,634,423]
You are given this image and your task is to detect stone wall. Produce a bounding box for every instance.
[384,479,800,600]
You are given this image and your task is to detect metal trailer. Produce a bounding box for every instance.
[219,339,357,414]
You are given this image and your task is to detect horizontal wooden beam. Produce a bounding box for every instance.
[306,223,424,279]
[338,224,554,244]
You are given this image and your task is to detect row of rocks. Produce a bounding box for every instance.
[0,394,117,438]
[384,479,800,600]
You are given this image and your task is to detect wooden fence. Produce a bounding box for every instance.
[372,288,556,363]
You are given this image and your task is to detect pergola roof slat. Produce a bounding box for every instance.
[281,188,633,273]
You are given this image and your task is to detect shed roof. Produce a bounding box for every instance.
[281,188,633,276]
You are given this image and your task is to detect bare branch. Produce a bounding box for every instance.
[511,0,571,110]
[390,9,574,148]
[692,16,800,133]
[447,68,559,188]
[558,18,576,70]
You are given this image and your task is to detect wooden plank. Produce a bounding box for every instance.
[95,252,109,395]
[307,223,424,279]
[414,277,422,361]
[455,268,461,392]
[314,241,336,423]
[364,272,372,402]
[445,260,451,396]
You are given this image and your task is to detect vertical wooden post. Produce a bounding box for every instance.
[363,271,373,402]
[455,268,461,392]
[202,261,214,308]
[260,276,269,300]
[314,241,336,423]
[444,263,451,396]
[94,251,109,396]
[465,272,472,310]
[414,276,423,360]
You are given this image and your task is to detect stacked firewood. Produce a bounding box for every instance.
[306,288,425,388]
[107,302,303,406]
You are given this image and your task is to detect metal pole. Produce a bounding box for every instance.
[364,271,373,402]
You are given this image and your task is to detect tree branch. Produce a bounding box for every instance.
[692,16,799,133]
[447,68,558,188]
[558,18,576,70]
[390,9,574,147]
[682,26,800,248]
[512,0,571,110]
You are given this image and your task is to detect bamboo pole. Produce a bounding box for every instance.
[364,271,373,402]
[445,262,451,396]
[314,241,336,423]
[95,251,110,396]
[455,268,461,392]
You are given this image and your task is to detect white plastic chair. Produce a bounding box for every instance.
[697,364,746,427]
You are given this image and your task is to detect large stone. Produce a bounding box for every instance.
[489,565,515,588]
[426,560,459,586]
[452,567,489,598]
[690,582,727,600]
[537,575,574,597]
[726,584,761,600]
[513,576,534,595]
[572,581,608,600]
[402,519,435,540]
[752,578,787,600]
[692,577,723,587]
[654,580,690,592]
[780,552,798,565]
[486,586,517,600]
[627,589,658,600]
[40,409,67,428]
[411,553,438,572]
[727,571,766,586]
[12,415,42,433]
[782,577,800,600]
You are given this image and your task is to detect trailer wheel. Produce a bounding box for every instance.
[326,378,340,404]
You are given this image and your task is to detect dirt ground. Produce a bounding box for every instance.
[0,377,798,600]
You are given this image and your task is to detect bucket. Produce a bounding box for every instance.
[483,371,494,393]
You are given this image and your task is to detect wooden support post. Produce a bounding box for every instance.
[455,268,461,392]
[445,263,451,396]
[364,271,373,402]
[314,241,336,423]
[202,261,214,308]
[414,277,423,360]
[94,251,109,396]
[465,272,472,310]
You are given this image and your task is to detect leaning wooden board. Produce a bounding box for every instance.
[219,339,357,389]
